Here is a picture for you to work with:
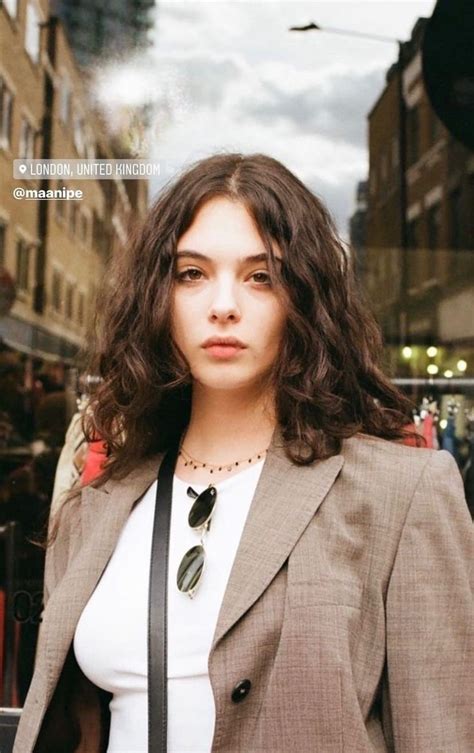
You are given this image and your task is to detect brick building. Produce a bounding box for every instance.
[0,0,148,364]
[349,180,368,282]
[365,18,474,360]
[0,0,49,347]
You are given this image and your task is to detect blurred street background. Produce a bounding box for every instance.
[0,0,472,717]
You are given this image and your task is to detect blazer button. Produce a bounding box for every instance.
[231,679,251,703]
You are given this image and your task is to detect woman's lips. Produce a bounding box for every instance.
[204,344,246,359]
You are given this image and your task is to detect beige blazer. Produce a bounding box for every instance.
[13,429,473,753]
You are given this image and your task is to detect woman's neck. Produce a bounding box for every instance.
[175,386,277,485]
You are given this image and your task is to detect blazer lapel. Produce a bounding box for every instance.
[210,427,344,650]
[79,454,165,541]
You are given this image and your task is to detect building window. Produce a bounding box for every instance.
[56,180,66,221]
[25,2,41,63]
[65,281,75,319]
[370,165,377,196]
[407,105,420,166]
[427,203,442,250]
[16,238,30,291]
[3,0,18,18]
[407,217,420,249]
[391,135,399,169]
[0,221,7,267]
[79,213,88,245]
[19,117,35,160]
[73,111,85,156]
[430,111,443,144]
[78,291,85,325]
[89,284,97,316]
[52,269,62,311]
[449,188,462,249]
[85,137,95,161]
[468,175,474,250]
[0,79,14,149]
[60,74,71,124]
[70,200,79,235]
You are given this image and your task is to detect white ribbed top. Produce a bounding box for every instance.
[73,459,265,753]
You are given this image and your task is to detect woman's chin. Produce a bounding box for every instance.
[191,370,257,392]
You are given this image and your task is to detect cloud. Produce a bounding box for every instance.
[168,55,244,110]
[244,67,385,148]
[89,0,436,234]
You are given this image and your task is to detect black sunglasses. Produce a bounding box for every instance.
[177,484,217,599]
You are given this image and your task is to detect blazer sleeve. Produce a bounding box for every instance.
[42,483,82,609]
[382,449,473,752]
[43,481,81,607]
[35,487,82,673]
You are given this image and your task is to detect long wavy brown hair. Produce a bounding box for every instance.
[41,152,423,549]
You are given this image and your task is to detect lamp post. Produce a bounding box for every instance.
[289,22,409,345]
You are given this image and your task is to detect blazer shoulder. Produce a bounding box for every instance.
[341,434,465,529]
[343,432,450,500]
[347,431,440,465]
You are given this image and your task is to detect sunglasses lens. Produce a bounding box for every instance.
[188,486,217,528]
[177,544,205,594]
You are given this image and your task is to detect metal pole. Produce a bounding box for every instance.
[289,23,401,46]
[34,17,58,314]
[392,378,474,388]
[397,41,409,347]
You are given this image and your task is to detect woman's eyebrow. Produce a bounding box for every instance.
[176,250,282,263]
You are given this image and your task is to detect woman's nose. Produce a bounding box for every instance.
[208,280,241,321]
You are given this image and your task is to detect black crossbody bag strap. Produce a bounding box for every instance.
[148,438,181,753]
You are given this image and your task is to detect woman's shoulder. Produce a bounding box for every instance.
[340,433,467,530]
[347,431,441,462]
[343,431,457,487]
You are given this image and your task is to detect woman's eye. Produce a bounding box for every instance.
[251,272,272,285]
[177,268,203,282]
[176,269,271,285]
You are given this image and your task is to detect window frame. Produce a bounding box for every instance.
[59,73,71,124]
[15,237,30,292]
[3,0,19,19]
[51,267,63,312]
[24,1,41,64]
[0,79,14,149]
[0,220,7,268]
[19,116,35,160]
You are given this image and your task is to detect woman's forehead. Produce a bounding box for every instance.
[176,198,283,259]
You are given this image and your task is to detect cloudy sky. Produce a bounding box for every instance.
[94,0,437,237]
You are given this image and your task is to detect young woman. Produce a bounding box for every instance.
[15,153,472,753]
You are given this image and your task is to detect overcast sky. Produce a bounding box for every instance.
[94,0,437,237]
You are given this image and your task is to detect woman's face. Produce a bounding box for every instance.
[171,197,287,394]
